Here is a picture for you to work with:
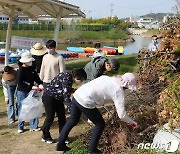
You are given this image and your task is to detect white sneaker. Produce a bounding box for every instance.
[65,139,70,144]
[42,138,54,144]
[30,127,41,132]
[87,119,93,124]
[18,130,23,133]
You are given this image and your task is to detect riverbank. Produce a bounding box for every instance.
[59,37,134,45]
[141,29,161,38]
[0,30,131,44]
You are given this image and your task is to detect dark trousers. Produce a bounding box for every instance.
[58,97,105,152]
[42,92,66,139]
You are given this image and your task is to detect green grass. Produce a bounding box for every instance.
[0,29,129,42]
[65,139,87,154]
[65,54,138,75]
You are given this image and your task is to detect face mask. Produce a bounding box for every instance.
[48,49,55,54]
[25,61,32,66]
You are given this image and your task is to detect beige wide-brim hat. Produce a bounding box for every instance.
[30,43,48,56]
[19,52,35,63]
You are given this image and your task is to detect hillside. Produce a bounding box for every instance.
[140,13,174,21]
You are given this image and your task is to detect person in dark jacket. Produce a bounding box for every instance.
[41,68,87,144]
[16,52,43,133]
[84,56,120,82]
[30,42,47,74]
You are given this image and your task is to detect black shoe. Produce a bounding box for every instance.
[56,143,71,151]
[88,148,102,154]
[42,137,55,144]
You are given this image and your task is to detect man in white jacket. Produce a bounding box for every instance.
[56,73,138,153]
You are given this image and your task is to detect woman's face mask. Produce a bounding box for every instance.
[48,49,55,54]
[25,61,32,66]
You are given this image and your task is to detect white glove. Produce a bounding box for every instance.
[38,84,44,91]
[32,86,38,90]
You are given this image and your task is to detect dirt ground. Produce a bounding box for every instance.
[0,89,140,154]
[0,103,90,154]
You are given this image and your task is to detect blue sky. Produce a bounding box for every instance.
[65,0,177,19]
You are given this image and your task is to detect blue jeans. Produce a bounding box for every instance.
[17,91,39,130]
[58,97,105,152]
[7,85,17,121]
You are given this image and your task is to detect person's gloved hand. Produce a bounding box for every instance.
[38,84,44,91]
[130,122,137,131]
[32,86,38,90]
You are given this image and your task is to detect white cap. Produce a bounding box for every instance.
[19,52,35,63]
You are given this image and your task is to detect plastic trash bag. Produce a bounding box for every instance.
[153,123,180,152]
[19,90,43,121]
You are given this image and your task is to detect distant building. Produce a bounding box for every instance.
[129,15,140,23]
[0,14,9,23]
[0,13,56,24]
[137,17,153,28]
[14,16,32,24]
[145,20,160,29]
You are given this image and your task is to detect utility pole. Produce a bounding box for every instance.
[88,10,92,18]
[110,3,113,18]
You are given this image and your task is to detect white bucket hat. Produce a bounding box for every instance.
[19,52,35,63]
[30,43,47,56]
[114,73,137,91]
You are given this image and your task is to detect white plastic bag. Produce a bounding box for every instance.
[19,90,43,121]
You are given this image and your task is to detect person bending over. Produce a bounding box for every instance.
[56,73,138,153]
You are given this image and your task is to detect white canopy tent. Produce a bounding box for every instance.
[0,0,85,65]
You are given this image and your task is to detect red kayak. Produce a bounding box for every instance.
[100,47,118,55]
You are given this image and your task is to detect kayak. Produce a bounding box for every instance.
[103,46,118,50]
[81,47,96,53]
[67,47,85,53]
[100,47,118,55]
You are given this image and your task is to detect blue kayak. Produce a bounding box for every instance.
[103,46,118,50]
[57,52,67,58]
[0,42,6,45]
[67,47,84,53]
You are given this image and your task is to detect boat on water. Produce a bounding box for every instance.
[67,47,85,53]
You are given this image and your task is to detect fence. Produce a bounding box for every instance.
[0,23,113,31]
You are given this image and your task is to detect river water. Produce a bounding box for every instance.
[123,35,151,55]
[58,35,152,55]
